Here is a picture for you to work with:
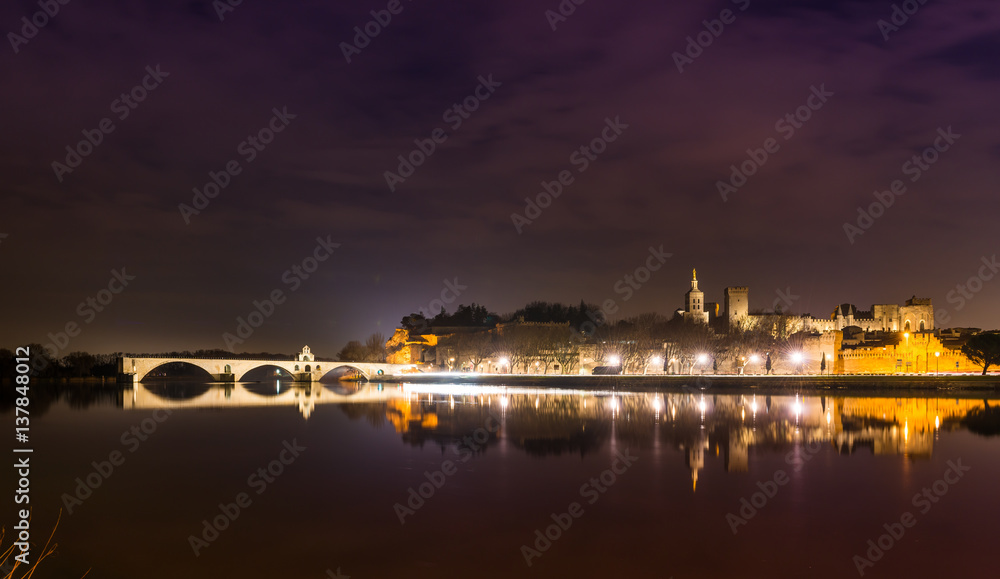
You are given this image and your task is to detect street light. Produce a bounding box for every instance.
[648,356,662,375]
[935,351,940,375]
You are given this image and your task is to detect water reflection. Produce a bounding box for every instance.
[127,382,998,489]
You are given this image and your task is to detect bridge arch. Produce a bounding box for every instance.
[236,363,296,382]
[137,360,215,382]
[319,364,371,382]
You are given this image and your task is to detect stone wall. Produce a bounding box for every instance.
[840,333,975,374]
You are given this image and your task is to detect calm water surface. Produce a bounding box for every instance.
[5,381,999,578]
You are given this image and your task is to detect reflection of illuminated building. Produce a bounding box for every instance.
[726,438,749,473]
[832,397,983,458]
[385,399,439,433]
[126,382,996,489]
[682,432,708,491]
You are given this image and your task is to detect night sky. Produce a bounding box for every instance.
[2,0,999,356]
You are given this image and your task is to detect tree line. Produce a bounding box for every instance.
[339,300,1000,375]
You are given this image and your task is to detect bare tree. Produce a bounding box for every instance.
[364,332,387,362]
[457,331,495,371]
[671,321,717,374]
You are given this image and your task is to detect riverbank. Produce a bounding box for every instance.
[373,373,1000,396]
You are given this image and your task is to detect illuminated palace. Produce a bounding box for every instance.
[387,269,983,375]
[679,269,979,374]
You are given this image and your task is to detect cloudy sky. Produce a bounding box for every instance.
[2,0,999,356]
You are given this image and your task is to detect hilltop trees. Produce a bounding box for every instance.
[401,303,498,332]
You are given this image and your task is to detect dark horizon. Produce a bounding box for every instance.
[3,0,999,357]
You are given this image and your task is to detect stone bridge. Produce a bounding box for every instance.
[119,346,418,383]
